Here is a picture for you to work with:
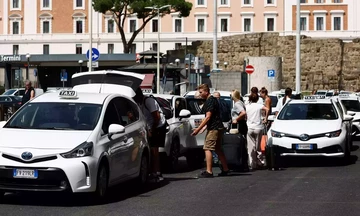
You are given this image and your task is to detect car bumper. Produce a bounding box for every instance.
[268,135,346,158]
[0,154,98,193]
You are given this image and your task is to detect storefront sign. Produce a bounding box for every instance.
[0,55,21,62]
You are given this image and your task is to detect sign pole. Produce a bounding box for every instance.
[88,0,93,72]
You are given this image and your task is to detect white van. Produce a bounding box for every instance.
[2,88,44,98]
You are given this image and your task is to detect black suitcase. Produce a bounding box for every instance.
[221,125,249,172]
[265,145,283,170]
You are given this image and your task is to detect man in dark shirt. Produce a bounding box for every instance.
[191,84,230,178]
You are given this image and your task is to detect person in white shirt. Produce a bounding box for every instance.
[275,88,292,116]
[245,92,269,170]
[134,88,167,182]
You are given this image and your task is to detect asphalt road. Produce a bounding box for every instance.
[2,142,360,216]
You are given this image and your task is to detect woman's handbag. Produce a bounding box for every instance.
[229,122,239,134]
[260,124,268,153]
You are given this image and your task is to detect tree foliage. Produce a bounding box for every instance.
[93,0,193,53]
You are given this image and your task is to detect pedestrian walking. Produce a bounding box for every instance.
[21,80,35,106]
[191,84,230,178]
[245,91,269,170]
[133,88,167,182]
[275,87,292,116]
[260,87,272,129]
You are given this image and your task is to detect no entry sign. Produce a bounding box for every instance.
[245,65,254,74]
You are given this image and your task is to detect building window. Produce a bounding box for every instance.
[333,0,341,3]
[76,20,83,33]
[12,21,19,34]
[265,0,276,6]
[300,17,307,30]
[175,43,182,50]
[174,19,182,32]
[43,44,50,55]
[316,17,324,30]
[220,18,228,32]
[152,43,158,51]
[243,18,251,32]
[12,0,20,9]
[197,0,205,5]
[220,0,228,6]
[333,17,341,30]
[108,44,114,54]
[75,0,83,8]
[267,18,274,31]
[315,0,324,3]
[13,45,19,55]
[197,18,205,32]
[43,21,50,33]
[300,0,306,3]
[107,19,115,33]
[242,0,251,5]
[129,20,137,33]
[152,19,158,32]
[130,44,136,53]
[76,44,82,54]
[41,0,52,10]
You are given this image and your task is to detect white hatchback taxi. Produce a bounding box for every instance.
[333,94,360,138]
[0,89,150,199]
[266,95,353,168]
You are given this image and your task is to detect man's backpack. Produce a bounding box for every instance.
[218,99,231,123]
[144,95,174,120]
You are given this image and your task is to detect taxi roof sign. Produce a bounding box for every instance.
[59,90,78,99]
[304,95,326,100]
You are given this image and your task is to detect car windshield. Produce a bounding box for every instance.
[278,103,338,120]
[2,89,16,95]
[341,100,360,112]
[316,91,327,95]
[185,96,232,115]
[326,92,334,97]
[4,102,102,130]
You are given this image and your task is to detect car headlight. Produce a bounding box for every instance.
[60,142,93,158]
[325,130,341,138]
[271,130,284,138]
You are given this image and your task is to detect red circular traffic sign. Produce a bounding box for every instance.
[245,65,254,74]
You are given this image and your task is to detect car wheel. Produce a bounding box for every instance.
[186,151,205,169]
[136,152,149,185]
[95,163,109,199]
[168,138,180,172]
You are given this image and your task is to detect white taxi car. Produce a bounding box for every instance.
[333,94,360,139]
[149,94,196,171]
[0,89,150,199]
[183,90,233,167]
[266,95,353,168]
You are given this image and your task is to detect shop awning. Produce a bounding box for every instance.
[140,74,154,88]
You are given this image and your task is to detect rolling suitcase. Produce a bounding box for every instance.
[221,124,249,172]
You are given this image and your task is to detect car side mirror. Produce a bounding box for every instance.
[347,111,356,116]
[108,124,125,139]
[179,109,191,120]
[0,121,6,128]
[344,115,354,121]
[267,115,275,121]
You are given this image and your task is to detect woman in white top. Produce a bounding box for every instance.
[245,92,269,169]
[275,88,292,116]
[231,90,247,135]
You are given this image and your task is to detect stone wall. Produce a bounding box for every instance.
[195,33,360,91]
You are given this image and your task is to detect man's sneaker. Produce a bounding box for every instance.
[156,172,164,181]
[149,173,159,183]
[218,170,230,176]
[198,171,214,178]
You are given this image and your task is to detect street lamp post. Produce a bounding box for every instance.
[145,5,171,94]
[295,0,301,92]
[78,60,83,73]
[213,0,218,71]
[26,53,31,80]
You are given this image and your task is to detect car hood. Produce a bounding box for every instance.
[0,129,92,156]
[272,120,341,135]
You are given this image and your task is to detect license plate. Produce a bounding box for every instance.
[194,119,203,128]
[296,144,313,150]
[13,169,38,179]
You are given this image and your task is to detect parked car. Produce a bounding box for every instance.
[2,88,44,98]
[0,95,22,119]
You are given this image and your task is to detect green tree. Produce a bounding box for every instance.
[93,0,193,53]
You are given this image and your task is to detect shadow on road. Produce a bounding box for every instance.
[281,155,358,168]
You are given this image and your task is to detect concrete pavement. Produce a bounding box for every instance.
[1,142,360,216]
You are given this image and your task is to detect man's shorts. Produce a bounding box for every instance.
[203,129,224,151]
[148,124,167,148]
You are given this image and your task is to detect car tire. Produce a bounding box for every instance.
[186,151,205,169]
[136,152,149,186]
[94,163,109,199]
[167,138,180,172]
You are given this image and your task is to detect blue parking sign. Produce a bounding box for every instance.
[60,70,68,82]
[268,70,275,78]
